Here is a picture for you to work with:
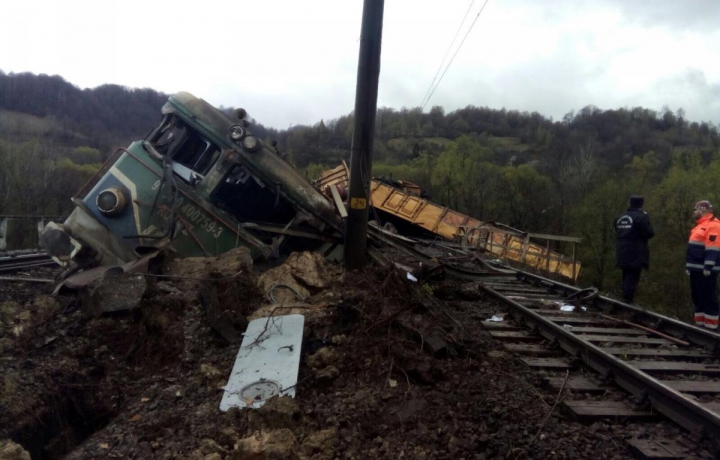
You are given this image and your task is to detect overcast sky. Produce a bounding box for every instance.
[2,0,719,129]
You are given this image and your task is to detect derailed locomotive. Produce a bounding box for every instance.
[42,92,344,268]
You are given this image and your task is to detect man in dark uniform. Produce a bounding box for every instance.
[614,195,655,303]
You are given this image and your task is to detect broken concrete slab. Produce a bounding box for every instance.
[166,247,254,290]
[220,314,305,411]
[285,251,343,289]
[257,251,344,304]
[82,271,147,317]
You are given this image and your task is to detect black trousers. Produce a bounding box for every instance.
[689,271,719,323]
[621,268,642,303]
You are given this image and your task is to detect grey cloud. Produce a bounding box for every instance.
[652,69,720,123]
[613,0,720,32]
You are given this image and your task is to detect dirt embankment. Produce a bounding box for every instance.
[1,250,639,459]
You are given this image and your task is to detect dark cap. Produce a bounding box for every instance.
[629,195,644,208]
[695,200,713,211]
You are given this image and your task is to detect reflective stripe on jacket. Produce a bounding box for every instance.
[686,214,720,272]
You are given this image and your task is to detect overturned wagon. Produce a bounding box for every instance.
[42,92,343,268]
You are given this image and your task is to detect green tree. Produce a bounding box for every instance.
[431,135,497,218]
[495,164,554,231]
[570,178,627,289]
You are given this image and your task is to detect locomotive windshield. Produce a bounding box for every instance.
[147,115,220,181]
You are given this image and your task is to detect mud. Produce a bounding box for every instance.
[0,253,702,459]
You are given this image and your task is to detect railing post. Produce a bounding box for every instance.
[545,239,551,272]
[520,234,530,264]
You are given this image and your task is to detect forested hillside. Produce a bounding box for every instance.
[1,71,719,317]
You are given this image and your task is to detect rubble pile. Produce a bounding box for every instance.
[1,253,643,459]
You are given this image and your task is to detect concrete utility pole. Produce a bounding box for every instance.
[344,0,385,269]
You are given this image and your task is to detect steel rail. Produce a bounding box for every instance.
[481,279,720,441]
[0,253,55,274]
[0,254,48,263]
[514,269,720,349]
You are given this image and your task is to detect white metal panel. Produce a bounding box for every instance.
[220,314,304,411]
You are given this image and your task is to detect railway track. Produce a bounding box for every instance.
[479,270,720,456]
[369,232,720,454]
[0,252,56,274]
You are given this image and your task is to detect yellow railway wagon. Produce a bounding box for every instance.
[318,164,581,281]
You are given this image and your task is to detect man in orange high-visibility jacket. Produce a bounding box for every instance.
[686,200,720,330]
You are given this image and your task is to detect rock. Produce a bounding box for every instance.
[285,252,342,289]
[0,440,30,460]
[188,449,205,460]
[256,251,344,305]
[166,247,254,292]
[162,385,186,400]
[199,439,225,455]
[248,396,300,430]
[306,347,338,369]
[33,296,60,318]
[257,265,310,304]
[315,366,340,382]
[234,429,299,460]
[168,247,253,279]
[301,428,337,456]
[0,301,22,324]
[83,272,147,317]
[200,364,223,380]
[218,427,240,449]
[211,247,255,277]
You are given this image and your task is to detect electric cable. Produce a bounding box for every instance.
[422,0,491,111]
[419,0,476,109]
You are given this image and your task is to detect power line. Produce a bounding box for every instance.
[419,0,475,109]
[421,0,491,111]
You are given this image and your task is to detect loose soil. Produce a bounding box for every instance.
[0,251,711,459]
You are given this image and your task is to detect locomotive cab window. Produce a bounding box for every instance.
[147,115,220,182]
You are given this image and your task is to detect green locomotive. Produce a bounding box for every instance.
[42,92,343,268]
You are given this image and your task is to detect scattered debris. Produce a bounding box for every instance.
[557,303,576,312]
[1,259,701,459]
[3,90,661,459]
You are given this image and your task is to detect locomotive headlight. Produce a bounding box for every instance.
[242,135,260,152]
[96,188,127,217]
[229,124,245,141]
